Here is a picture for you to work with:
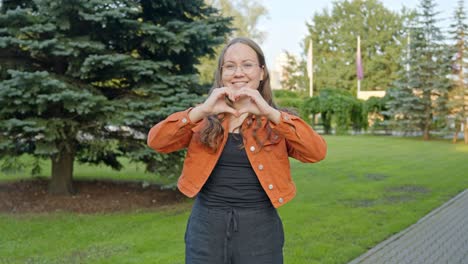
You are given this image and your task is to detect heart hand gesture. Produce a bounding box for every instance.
[189,87,280,124]
[232,88,281,124]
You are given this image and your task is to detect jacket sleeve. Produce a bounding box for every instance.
[269,111,327,163]
[147,108,199,153]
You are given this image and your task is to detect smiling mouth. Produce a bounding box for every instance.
[232,82,247,88]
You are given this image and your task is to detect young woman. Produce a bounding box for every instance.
[147,37,327,264]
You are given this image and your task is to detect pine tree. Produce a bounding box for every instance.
[449,0,468,144]
[0,0,230,194]
[386,0,452,140]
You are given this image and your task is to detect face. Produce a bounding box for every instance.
[221,43,264,91]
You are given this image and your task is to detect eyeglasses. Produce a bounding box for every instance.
[221,62,261,76]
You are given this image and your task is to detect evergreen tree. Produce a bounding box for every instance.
[449,0,468,143]
[386,0,452,140]
[0,0,230,194]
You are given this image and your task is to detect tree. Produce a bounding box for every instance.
[197,0,268,87]
[303,88,367,135]
[280,52,308,92]
[304,0,407,94]
[210,0,267,43]
[386,0,452,140]
[0,0,230,194]
[449,0,468,144]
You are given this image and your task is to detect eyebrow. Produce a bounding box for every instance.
[223,59,258,64]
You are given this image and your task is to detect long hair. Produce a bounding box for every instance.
[199,37,277,151]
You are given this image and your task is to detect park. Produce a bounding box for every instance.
[1,0,467,263]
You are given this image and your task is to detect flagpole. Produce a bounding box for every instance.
[357,35,361,98]
[307,40,314,97]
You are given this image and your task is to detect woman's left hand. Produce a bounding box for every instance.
[232,87,280,123]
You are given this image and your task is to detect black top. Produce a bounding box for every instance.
[198,133,271,208]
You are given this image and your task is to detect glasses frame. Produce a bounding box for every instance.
[221,61,262,76]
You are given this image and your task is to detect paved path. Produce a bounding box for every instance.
[348,189,468,264]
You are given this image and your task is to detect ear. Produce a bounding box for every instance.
[260,66,265,81]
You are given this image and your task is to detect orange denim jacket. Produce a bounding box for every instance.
[147,108,327,208]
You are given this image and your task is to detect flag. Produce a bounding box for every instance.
[307,40,313,78]
[356,36,364,80]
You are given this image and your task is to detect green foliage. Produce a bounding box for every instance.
[273,89,302,98]
[364,95,391,132]
[273,89,309,119]
[303,89,367,134]
[448,0,468,141]
[0,0,231,186]
[386,0,452,140]
[305,0,408,93]
[280,52,309,92]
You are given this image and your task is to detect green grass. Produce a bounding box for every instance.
[1,135,468,264]
[0,156,174,185]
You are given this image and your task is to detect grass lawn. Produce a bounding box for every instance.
[1,135,467,264]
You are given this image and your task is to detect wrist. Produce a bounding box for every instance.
[189,104,209,123]
[267,108,281,124]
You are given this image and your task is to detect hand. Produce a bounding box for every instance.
[232,88,280,123]
[202,87,237,116]
[189,87,238,122]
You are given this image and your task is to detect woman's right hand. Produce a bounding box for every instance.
[188,87,237,123]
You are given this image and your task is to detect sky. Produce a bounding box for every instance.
[258,0,462,69]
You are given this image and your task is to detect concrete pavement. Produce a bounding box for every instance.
[348,189,468,264]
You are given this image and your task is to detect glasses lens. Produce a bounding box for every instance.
[222,62,258,75]
[223,64,236,75]
[241,62,256,74]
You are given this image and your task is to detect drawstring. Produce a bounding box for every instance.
[224,208,239,264]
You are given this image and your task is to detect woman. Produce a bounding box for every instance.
[147,37,327,264]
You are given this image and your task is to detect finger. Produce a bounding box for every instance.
[233,90,249,101]
[226,90,236,102]
[235,87,257,99]
[216,87,236,102]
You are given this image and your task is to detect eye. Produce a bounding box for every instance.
[242,62,255,70]
[224,64,236,71]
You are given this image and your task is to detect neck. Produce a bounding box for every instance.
[228,113,249,133]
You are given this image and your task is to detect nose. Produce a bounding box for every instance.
[233,66,245,76]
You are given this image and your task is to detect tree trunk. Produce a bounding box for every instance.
[453,122,460,144]
[464,121,468,144]
[322,112,332,135]
[423,126,430,141]
[49,151,75,195]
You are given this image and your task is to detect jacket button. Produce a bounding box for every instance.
[268,184,274,190]
[283,115,289,121]
[250,146,255,152]
[278,197,284,203]
[181,118,188,123]
[258,164,264,170]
